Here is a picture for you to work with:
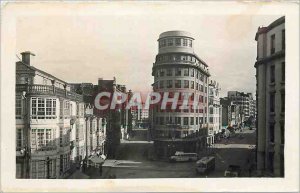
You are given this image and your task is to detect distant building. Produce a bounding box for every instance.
[131,102,150,129]
[255,16,285,177]
[69,83,106,159]
[16,51,86,179]
[220,97,243,128]
[227,91,255,120]
[72,77,132,159]
[208,80,222,138]
[151,31,210,158]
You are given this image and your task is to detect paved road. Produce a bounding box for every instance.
[86,128,257,179]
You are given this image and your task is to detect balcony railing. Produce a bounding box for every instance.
[154,60,210,75]
[16,84,83,102]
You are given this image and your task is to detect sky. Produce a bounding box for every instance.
[16,7,282,97]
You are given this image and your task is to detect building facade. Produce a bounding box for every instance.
[220,97,243,129]
[255,16,285,177]
[151,31,210,158]
[208,80,222,139]
[72,78,132,159]
[16,52,86,179]
[227,91,255,120]
[70,83,107,159]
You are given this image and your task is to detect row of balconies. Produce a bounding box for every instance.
[153,60,210,75]
[16,84,83,102]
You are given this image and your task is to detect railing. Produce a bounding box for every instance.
[32,146,58,152]
[16,84,83,102]
[154,60,210,75]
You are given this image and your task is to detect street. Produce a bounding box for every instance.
[84,127,256,179]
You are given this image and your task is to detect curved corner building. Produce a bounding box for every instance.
[151,31,211,158]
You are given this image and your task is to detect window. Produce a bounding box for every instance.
[31,128,55,150]
[282,30,285,50]
[183,117,189,125]
[282,62,285,82]
[191,81,194,89]
[183,39,188,46]
[196,83,199,90]
[281,92,285,112]
[190,117,194,125]
[196,117,198,125]
[209,117,213,123]
[64,100,70,116]
[166,69,172,76]
[77,103,84,117]
[200,74,204,82]
[184,68,189,76]
[184,80,189,88]
[47,158,56,178]
[175,55,180,61]
[59,127,63,147]
[189,40,192,47]
[175,80,181,88]
[159,80,164,89]
[209,107,213,114]
[270,93,275,113]
[205,87,207,93]
[16,95,22,118]
[175,68,181,76]
[269,124,275,143]
[167,80,173,88]
[191,69,194,77]
[175,117,181,124]
[159,69,165,76]
[31,98,56,119]
[161,39,166,47]
[270,65,275,83]
[271,34,275,54]
[200,85,203,92]
[16,128,23,150]
[199,117,203,123]
[199,95,204,103]
[159,117,164,125]
[167,39,173,46]
[175,38,181,46]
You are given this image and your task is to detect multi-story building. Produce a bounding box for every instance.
[16,51,86,179]
[227,91,255,121]
[69,83,106,158]
[250,99,256,118]
[151,31,210,158]
[220,97,243,129]
[208,80,222,139]
[255,16,285,177]
[131,102,150,129]
[72,78,132,159]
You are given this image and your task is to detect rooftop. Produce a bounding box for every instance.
[158,30,194,40]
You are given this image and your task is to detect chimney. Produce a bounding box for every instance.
[20,51,35,66]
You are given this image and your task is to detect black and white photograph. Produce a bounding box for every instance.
[0,1,299,192]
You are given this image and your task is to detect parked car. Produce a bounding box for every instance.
[224,165,241,177]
